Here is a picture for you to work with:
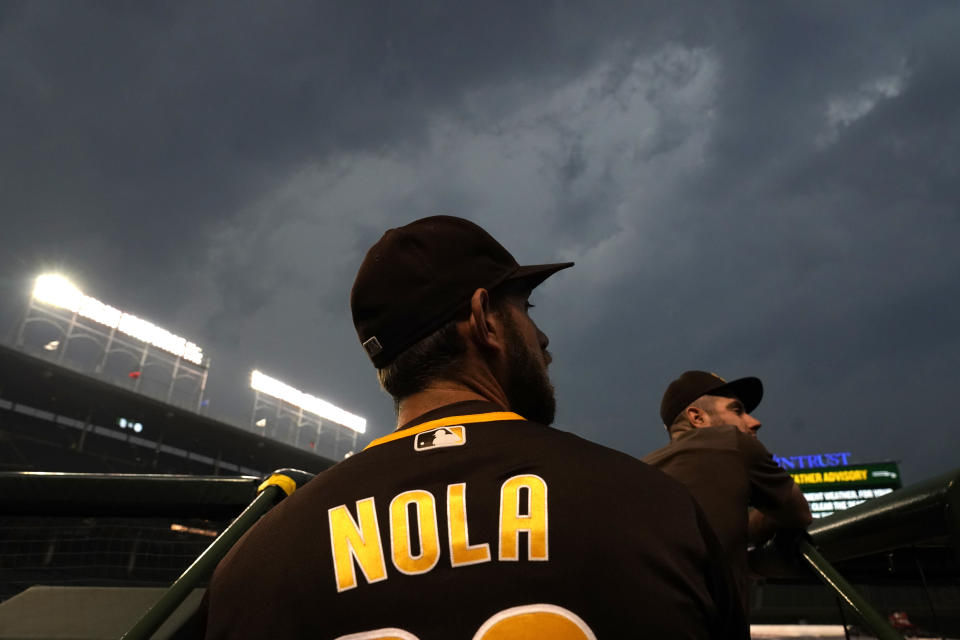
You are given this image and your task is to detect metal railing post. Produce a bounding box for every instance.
[119,467,322,640]
[121,484,285,639]
[798,538,904,640]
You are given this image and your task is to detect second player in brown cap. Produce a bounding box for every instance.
[645,370,812,612]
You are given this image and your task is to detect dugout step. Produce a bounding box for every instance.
[0,586,204,640]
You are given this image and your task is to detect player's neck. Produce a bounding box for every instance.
[669,422,696,440]
[395,379,509,430]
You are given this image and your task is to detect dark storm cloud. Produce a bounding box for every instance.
[1,1,957,483]
[0,1,697,292]
[545,2,960,483]
[0,0,700,356]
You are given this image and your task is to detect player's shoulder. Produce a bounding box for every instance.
[644,424,742,459]
[703,426,780,469]
[529,423,698,493]
[730,427,776,458]
[313,416,687,494]
[516,419,638,459]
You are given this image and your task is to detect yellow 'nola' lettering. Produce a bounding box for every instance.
[328,475,550,592]
[328,498,387,592]
[447,483,491,567]
[499,475,548,561]
[390,490,440,575]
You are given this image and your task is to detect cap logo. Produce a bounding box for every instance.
[414,426,466,451]
[362,336,383,359]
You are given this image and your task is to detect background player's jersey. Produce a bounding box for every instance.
[204,402,747,639]
[644,424,798,611]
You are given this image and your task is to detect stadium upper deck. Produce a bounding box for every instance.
[0,342,334,476]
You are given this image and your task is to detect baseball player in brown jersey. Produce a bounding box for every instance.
[202,216,748,639]
[644,371,813,612]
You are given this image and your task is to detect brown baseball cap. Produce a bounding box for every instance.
[350,215,574,368]
[659,370,763,427]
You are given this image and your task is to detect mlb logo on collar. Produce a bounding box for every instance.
[414,426,466,451]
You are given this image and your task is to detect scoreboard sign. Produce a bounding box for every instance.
[787,461,902,518]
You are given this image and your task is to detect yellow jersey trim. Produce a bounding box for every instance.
[364,412,525,451]
[258,473,298,497]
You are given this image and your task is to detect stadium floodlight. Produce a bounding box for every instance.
[32,274,204,365]
[250,370,366,434]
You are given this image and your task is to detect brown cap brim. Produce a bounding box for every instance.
[506,262,575,290]
[709,377,763,414]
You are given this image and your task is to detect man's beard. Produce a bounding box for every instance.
[501,314,557,425]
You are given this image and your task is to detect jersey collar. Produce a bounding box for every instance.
[364,410,525,451]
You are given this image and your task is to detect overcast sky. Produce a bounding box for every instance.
[1,1,957,483]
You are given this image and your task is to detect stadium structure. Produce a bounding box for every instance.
[0,331,346,610]
[0,275,364,629]
[0,275,958,638]
[6,274,365,467]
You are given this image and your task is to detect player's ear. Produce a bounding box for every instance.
[686,405,706,427]
[465,288,506,353]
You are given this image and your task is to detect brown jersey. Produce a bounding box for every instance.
[203,402,747,639]
[643,425,797,611]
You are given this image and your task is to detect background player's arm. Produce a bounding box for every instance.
[748,484,811,544]
[742,431,812,545]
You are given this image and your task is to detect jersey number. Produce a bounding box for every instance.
[333,603,596,640]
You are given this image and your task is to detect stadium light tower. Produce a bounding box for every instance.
[15,274,209,411]
[30,274,204,364]
[249,370,365,458]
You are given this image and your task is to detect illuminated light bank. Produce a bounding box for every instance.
[32,274,204,365]
[250,370,366,434]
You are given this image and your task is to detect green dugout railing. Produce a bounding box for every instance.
[751,466,960,639]
[120,469,314,640]
[2,467,957,638]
